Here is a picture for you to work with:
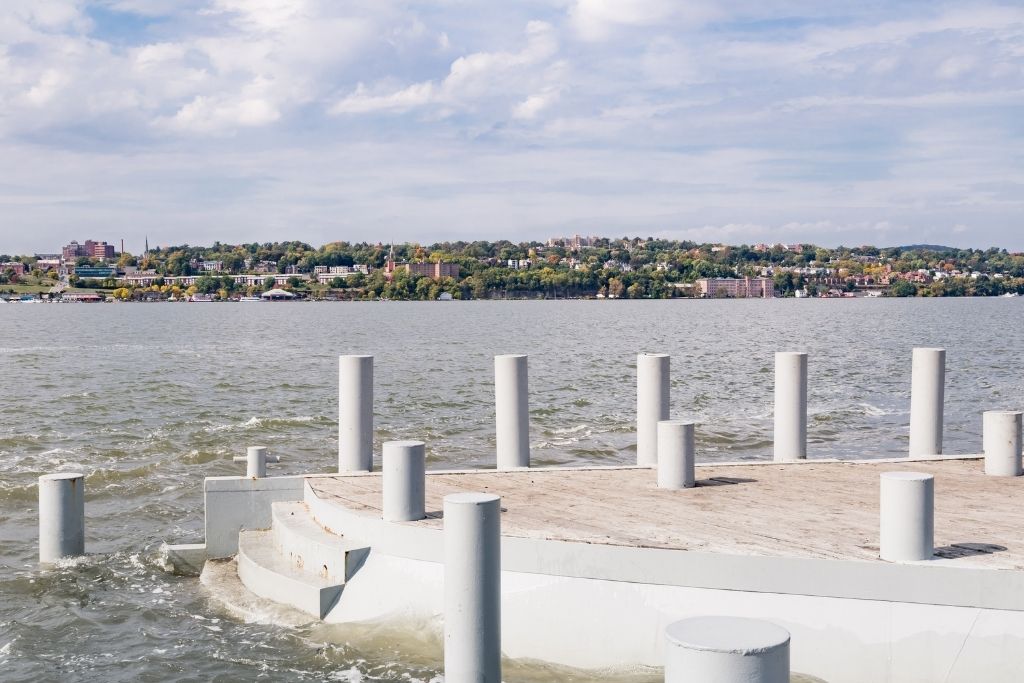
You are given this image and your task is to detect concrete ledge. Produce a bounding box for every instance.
[158,542,207,576]
[306,478,1024,612]
[205,475,305,558]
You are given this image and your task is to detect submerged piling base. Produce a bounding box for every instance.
[664,616,790,683]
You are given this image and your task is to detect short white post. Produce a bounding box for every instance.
[637,353,670,466]
[444,492,501,683]
[773,351,808,462]
[664,616,790,683]
[383,440,426,521]
[984,411,1023,477]
[39,472,85,564]
[495,354,530,469]
[232,446,281,478]
[658,420,696,489]
[339,354,373,472]
[909,348,945,457]
[880,471,934,561]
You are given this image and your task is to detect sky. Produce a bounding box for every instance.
[0,0,1022,255]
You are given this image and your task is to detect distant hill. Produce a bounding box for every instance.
[891,244,958,253]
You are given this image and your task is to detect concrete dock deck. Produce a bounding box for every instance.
[308,456,1024,569]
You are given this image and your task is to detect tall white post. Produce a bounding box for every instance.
[880,471,934,562]
[657,420,696,489]
[383,440,426,521]
[637,353,670,466]
[444,492,501,682]
[984,411,1023,477]
[664,616,790,683]
[909,348,945,457]
[773,352,808,462]
[495,354,530,469]
[339,354,373,472]
[39,472,85,564]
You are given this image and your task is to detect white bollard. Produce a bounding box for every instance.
[984,411,1023,477]
[880,471,934,561]
[909,348,945,457]
[383,440,426,521]
[444,492,501,683]
[773,352,808,462]
[339,354,373,472]
[664,616,790,683]
[495,354,530,469]
[39,472,85,564]
[657,420,696,489]
[232,446,281,478]
[637,353,670,466]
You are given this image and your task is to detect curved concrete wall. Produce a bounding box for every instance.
[304,479,1024,682]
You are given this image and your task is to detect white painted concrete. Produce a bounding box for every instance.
[637,353,670,466]
[382,440,426,522]
[237,528,342,619]
[983,411,1023,477]
[773,352,807,462]
[910,348,945,457]
[318,540,1024,682]
[444,492,501,682]
[158,542,206,576]
[271,501,369,583]
[664,616,790,683]
[204,475,305,558]
[304,476,1024,611]
[880,471,934,562]
[495,354,530,469]
[657,420,695,489]
[339,354,373,472]
[38,472,85,563]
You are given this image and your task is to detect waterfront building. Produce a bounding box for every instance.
[547,234,598,250]
[74,266,117,279]
[63,240,116,261]
[384,246,459,280]
[1,261,26,276]
[696,276,775,298]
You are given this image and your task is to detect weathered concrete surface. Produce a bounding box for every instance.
[308,457,1022,568]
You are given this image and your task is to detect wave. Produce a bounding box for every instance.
[204,415,327,433]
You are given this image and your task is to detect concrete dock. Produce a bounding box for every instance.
[308,456,1019,569]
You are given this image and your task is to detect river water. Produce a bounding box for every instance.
[1,299,1021,681]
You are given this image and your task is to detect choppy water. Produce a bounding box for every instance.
[1,299,1021,681]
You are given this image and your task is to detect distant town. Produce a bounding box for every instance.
[1,236,1022,302]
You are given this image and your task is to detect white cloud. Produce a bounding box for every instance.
[568,0,717,42]
[331,20,559,116]
[935,55,976,79]
[513,88,560,120]
[0,1,1022,252]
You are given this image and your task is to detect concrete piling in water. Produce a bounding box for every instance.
[880,471,934,562]
[444,492,501,683]
[637,353,670,466]
[664,616,790,683]
[495,354,530,470]
[909,348,945,457]
[657,420,696,489]
[383,440,426,522]
[984,411,1023,477]
[339,354,373,472]
[232,446,280,478]
[39,472,85,564]
[773,352,808,462]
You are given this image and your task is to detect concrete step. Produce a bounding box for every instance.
[270,501,370,583]
[236,529,343,619]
